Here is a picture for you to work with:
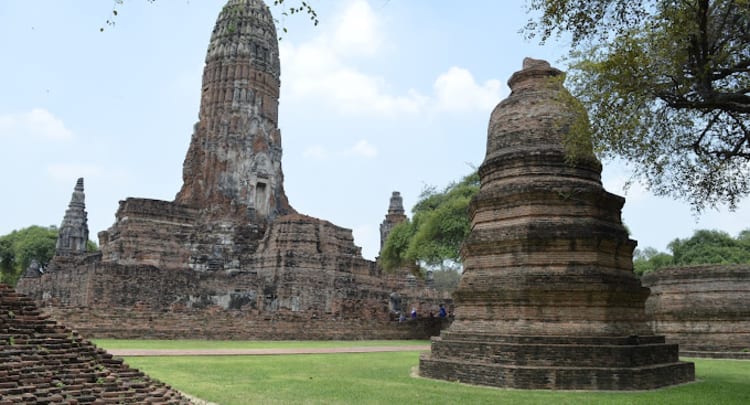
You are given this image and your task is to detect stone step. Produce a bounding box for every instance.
[437,332,665,345]
[430,338,680,367]
[419,355,695,390]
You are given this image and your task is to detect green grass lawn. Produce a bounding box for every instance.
[94,340,750,405]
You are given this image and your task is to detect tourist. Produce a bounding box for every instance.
[439,304,447,318]
[410,308,417,319]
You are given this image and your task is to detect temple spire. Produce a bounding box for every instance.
[56,177,89,256]
[379,191,407,251]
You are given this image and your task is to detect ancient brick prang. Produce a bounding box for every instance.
[175,0,293,222]
[379,191,407,251]
[18,0,451,342]
[642,265,750,359]
[55,177,89,256]
[0,284,191,404]
[419,58,694,390]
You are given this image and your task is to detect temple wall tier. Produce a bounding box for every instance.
[642,264,750,358]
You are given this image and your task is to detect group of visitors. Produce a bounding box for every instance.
[397,303,448,322]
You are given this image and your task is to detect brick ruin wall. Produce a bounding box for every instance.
[17,254,451,340]
[41,307,449,341]
[642,264,750,358]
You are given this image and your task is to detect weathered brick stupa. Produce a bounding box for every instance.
[17,0,450,340]
[0,284,191,404]
[643,264,750,359]
[419,58,695,390]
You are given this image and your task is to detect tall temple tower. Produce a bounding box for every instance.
[175,0,293,222]
[56,178,89,256]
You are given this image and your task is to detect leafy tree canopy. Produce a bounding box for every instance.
[0,226,58,286]
[669,228,750,264]
[380,171,479,273]
[633,246,675,275]
[0,226,98,286]
[526,0,750,211]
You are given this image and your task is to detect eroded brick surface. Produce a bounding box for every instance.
[643,265,750,358]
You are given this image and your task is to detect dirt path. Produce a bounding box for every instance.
[108,345,431,357]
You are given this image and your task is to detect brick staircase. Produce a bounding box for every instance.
[0,284,192,404]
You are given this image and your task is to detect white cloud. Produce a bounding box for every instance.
[333,0,381,55]
[434,67,504,113]
[345,139,378,158]
[0,108,73,140]
[279,0,428,116]
[279,2,503,117]
[280,40,428,116]
[303,145,329,160]
[47,163,103,183]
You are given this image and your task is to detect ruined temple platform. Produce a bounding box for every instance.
[420,332,694,390]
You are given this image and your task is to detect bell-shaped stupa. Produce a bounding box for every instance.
[419,58,695,390]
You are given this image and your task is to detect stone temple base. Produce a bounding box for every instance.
[419,332,695,390]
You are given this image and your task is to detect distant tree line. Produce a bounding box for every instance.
[634,229,750,275]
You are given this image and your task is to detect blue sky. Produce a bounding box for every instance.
[1,0,748,260]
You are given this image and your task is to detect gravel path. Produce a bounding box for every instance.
[109,345,431,357]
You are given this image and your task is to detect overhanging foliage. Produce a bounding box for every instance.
[527,0,750,211]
